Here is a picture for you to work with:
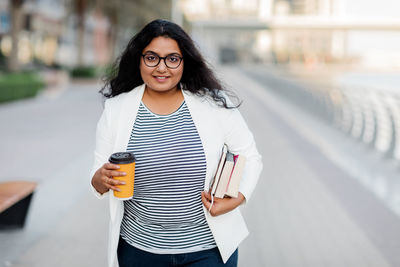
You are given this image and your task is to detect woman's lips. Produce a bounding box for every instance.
[153,76,169,82]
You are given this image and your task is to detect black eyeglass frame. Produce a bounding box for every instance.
[141,53,183,69]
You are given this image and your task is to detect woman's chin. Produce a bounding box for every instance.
[145,84,179,94]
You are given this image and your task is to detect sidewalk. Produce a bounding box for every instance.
[218,67,393,267]
[0,81,107,266]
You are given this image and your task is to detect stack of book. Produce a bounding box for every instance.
[209,145,246,198]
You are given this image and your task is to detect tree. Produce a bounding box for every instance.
[8,0,25,72]
[73,0,89,66]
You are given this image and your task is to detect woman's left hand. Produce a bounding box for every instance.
[201,191,245,217]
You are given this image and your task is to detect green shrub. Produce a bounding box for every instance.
[0,72,45,103]
[70,66,98,78]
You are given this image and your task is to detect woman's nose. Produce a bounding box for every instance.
[156,60,168,72]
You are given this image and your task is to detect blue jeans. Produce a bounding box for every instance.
[117,236,238,267]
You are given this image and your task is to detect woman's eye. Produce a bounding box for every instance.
[145,55,157,61]
[168,56,179,62]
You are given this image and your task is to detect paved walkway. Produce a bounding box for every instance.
[0,66,399,266]
[0,81,108,266]
[221,67,397,267]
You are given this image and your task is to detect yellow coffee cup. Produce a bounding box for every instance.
[109,152,136,200]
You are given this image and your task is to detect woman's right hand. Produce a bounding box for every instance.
[91,163,127,195]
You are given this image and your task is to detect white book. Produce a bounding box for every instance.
[225,155,246,198]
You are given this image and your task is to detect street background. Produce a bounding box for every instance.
[1,0,400,266]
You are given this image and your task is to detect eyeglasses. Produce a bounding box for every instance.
[142,53,183,69]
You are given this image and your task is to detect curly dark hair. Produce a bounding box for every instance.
[100,19,240,109]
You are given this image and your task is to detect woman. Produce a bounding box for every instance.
[90,19,262,267]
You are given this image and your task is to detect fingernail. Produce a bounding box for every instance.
[122,172,127,176]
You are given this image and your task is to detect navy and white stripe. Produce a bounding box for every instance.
[120,101,216,254]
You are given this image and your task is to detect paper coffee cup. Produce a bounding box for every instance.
[109,152,136,200]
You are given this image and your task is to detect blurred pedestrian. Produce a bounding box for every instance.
[90,19,262,267]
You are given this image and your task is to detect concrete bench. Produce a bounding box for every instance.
[0,181,37,229]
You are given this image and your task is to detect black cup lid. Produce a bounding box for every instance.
[109,152,135,164]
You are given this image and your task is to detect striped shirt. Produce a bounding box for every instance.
[120,100,216,254]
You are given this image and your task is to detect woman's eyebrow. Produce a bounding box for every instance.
[143,50,181,56]
[143,50,158,55]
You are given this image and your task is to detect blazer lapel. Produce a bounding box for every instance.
[183,91,224,190]
[114,84,145,153]
[109,84,145,223]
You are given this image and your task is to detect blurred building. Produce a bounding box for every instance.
[0,0,174,70]
[0,0,115,68]
[180,0,271,64]
[270,0,400,69]
[2,0,399,70]
[180,0,400,70]
[0,0,65,68]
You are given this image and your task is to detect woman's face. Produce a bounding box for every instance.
[140,36,184,94]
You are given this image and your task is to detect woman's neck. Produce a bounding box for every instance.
[142,86,184,115]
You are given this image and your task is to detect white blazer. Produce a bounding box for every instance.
[90,84,262,267]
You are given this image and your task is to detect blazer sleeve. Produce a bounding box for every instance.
[90,100,114,199]
[221,107,263,203]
